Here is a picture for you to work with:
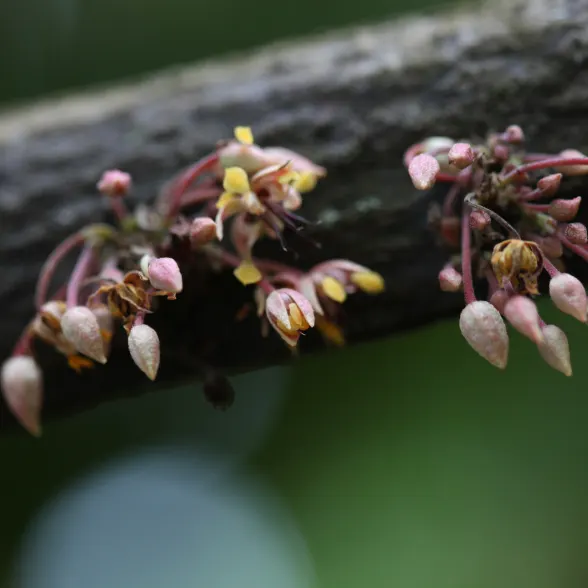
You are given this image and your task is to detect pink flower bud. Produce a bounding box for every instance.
[448,142,475,170]
[556,150,588,175]
[537,325,572,376]
[469,209,491,231]
[408,154,440,190]
[548,197,581,222]
[537,173,562,197]
[459,301,509,369]
[422,137,455,152]
[489,289,509,314]
[549,272,587,322]
[438,266,462,292]
[128,324,160,380]
[266,288,315,347]
[147,257,183,294]
[504,125,524,143]
[503,295,544,344]
[97,169,131,197]
[61,306,107,364]
[1,356,43,436]
[564,222,587,245]
[493,144,509,161]
[190,217,217,246]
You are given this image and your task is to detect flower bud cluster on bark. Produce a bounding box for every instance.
[2,127,384,435]
[406,125,588,376]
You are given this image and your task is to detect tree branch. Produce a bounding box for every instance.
[1,0,588,430]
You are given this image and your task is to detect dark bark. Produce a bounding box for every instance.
[1,0,588,430]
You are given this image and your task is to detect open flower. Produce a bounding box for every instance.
[265,288,315,346]
[303,259,385,306]
[491,239,543,294]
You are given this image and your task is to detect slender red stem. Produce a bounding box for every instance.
[522,203,550,214]
[517,188,543,202]
[558,231,588,262]
[542,257,561,278]
[66,246,95,308]
[108,197,129,224]
[461,205,476,305]
[162,153,220,219]
[442,181,462,217]
[178,187,221,210]
[132,311,146,327]
[502,157,588,182]
[12,326,34,357]
[35,231,85,310]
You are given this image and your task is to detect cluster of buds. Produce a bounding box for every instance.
[405,125,588,375]
[1,126,384,436]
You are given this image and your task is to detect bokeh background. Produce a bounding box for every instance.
[3,0,588,587]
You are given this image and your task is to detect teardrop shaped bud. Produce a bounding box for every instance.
[549,273,587,322]
[438,266,462,292]
[97,169,132,197]
[537,324,572,376]
[503,295,544,344]
[190,217,217,246]
[408,154,440,190]
[537,173,562,197]
[448,142,475,170]
[459,301,509,369]
[61,306,107,364]
[128,324,160,380]
[469,209,491,231]
[548,197,581,222]
[1,356,43,436]
[504,125,524,144]
[147,257,183,294]
[564,222,587,245]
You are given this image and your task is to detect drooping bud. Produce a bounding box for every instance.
[537,173,562,197]
[408,154,440,190]
[438,266,462,292]
[97,169,131,197]
[61,306,107,364]
[537,325,572,376]
[190,217,217,246]
[448,142,475,170]
[1,356,43,436]
[548,197,581,222]
[489,289,509,314]
[549,273,587,322]
[503,295,544,344]
[564,222,587,245]
[128,324,160,380]
[556,150,588,175]
[147,257,183,295]
[266,288,315,346]
[469,209,491,231]
[459,301,509,369]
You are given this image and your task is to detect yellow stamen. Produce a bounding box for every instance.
[321,276,347,303]
[278,171,300,185]
[223,167,250,194]
[288,303,309,330]
[350,271,385,294]
[216,191,236,210]
[293,171,317,193]
[233,261,262,285]
[235,126,254,145]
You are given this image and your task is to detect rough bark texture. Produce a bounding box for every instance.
[1,0,588,430]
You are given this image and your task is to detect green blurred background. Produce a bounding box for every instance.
[4,0,588,587]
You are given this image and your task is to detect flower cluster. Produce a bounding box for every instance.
[1,127,384,436]
[405,125,588,375]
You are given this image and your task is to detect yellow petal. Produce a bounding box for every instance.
[223,167,250,194]
[293,171,317,193]
[321,276,347,303]
[316,316,346,346]
[351,271,385,293]
[234,261,262,285]
[235,126,254,145]
[216,191,236,210]
[278,171,300,185]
